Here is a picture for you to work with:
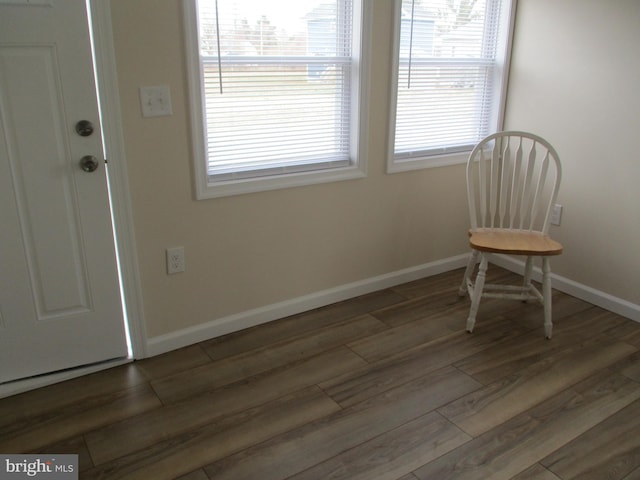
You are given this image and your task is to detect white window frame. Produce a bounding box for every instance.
[387,0,516,173]
[184,0,371,199]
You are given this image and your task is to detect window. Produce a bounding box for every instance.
[184,0,370,198]
[388,0,515,172]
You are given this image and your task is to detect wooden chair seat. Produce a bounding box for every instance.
[469,229,563,256]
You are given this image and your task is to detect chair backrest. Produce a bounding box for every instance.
[466,131,562,234]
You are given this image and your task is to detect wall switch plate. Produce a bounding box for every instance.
[166,247,185,274]
[140,85,173,117]
[551,204,563,226]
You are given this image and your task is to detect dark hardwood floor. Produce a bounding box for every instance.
[3,267,640,479]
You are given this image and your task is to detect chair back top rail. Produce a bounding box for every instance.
[467,131,562,235]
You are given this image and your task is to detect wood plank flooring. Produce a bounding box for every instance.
[3,267,640,479]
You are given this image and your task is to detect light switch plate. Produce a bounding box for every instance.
[139,85,173,117]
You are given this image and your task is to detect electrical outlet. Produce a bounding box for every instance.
[551,204,563,226]
[166,247,185,274]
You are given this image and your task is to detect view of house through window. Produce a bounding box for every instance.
[389,0,514,171]
[187,0,366,197]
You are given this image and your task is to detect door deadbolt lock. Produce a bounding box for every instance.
[79,155,100,172]
[75,120,94,137]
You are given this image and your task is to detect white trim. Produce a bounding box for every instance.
[388,151,469,173]
[386,0,402,172]
[90,0,147,358]
[183,0,209,199]
[147,251,640,357]
[146,254,470,356]
[489,254,640,322]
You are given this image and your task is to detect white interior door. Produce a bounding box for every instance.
[0,0,128,384]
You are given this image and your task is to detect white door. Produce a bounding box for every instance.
[0,0,128,384]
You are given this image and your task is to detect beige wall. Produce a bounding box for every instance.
[109,0,640,341]
[109,0,470,338]
[504,0,640,305]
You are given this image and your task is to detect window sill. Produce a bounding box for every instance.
[195,163,367,199]
[386,151,469,174]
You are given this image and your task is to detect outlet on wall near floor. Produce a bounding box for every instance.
[166,247,185,274]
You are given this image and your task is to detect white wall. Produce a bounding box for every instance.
[108,0,640,347]
[504,0,640,305]
[109,0,470,341]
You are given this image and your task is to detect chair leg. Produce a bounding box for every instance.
[467,254,488,333]
[542,257,553,339]
[458,250,479,297]
[522,256,534,300]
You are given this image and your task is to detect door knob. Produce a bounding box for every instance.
[75,120,94,137]
[79,155,100,172]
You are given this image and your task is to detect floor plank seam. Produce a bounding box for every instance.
[6,268,640,479]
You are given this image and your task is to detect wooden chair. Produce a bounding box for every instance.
[459,131,563,338]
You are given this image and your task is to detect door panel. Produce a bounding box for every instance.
[0,1,128,383]
[3,45,93,318]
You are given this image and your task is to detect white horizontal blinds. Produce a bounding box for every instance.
[394,0,502,159]
[197,0,353,179]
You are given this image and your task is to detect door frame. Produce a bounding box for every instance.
[0,1,146,398]
[89,0,146,358]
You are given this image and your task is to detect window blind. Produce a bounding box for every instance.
[196,0,354,180]
[393,0,506,160]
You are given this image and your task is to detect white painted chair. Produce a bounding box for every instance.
[459,131,563,338]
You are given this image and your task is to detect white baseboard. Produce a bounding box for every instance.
[489,254,640,323]
[7,253,636,396]
[145,254,470,357]
[145,252,640,358]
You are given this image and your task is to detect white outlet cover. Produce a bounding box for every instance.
[551,204,563,226]
[140,85,173,118]
[166,246,185,274]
